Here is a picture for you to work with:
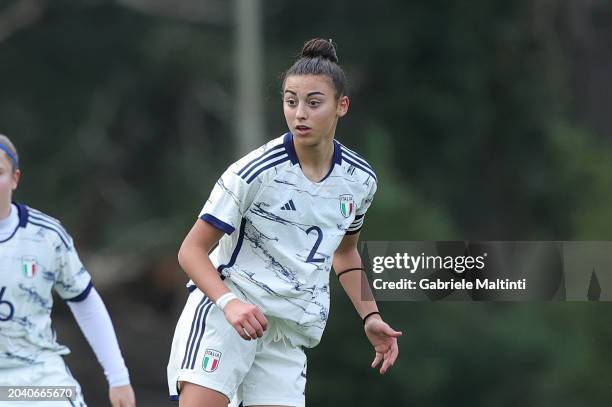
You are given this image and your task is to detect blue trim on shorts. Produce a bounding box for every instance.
[181,295,212,369]
[181,295,208,368]
[190,302,214,369]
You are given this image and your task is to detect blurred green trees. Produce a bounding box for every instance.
[1,0,612,405]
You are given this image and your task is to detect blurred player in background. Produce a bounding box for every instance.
[167,38,401,407]
[0,134,136,406]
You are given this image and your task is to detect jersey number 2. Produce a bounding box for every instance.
[306,226,325,263]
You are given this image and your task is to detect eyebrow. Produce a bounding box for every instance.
[283,90,326,97]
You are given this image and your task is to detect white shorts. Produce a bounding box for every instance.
[167,287,307,406]
[0,354,86,406]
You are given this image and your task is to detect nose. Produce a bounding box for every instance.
[296,102,307,120]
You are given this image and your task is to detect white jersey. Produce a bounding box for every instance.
[195,133,377,347]
[0,204,92,368]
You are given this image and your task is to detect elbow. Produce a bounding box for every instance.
[177,243,189,274]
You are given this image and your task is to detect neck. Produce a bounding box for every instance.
[293,133,336,183]
[0,201,12,221]
[294,137,335,168]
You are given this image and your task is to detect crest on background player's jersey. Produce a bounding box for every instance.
[21,256,37,278]
[202,349,222,372]
[339,194,354,218]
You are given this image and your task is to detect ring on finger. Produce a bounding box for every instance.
[243,327,256,338]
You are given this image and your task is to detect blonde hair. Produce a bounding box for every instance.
[0,134,19,172]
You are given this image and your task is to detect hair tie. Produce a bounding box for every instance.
[337,267,364,279]
[363,311,381,325]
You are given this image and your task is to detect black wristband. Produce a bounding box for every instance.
[337,267,364,279]
[362,311,381,325]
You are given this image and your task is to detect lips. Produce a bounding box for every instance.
[295,125,310,131]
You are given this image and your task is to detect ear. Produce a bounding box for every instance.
[337,95,350,118]
[12,169,21,191]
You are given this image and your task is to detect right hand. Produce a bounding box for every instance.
[223,299,268,340]
[109,384,136,407]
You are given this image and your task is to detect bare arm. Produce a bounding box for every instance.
[333,232,379,317]
[178,219,229,302]
[333,232,402,374]
[178,219,267,340]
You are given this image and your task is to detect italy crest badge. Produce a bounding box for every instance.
[22,256,37,278]
[339,194,354,218]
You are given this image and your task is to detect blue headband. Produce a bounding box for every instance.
[0,143,19,168]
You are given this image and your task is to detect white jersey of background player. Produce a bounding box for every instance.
[168,39,402,407]
[0,134,136,407]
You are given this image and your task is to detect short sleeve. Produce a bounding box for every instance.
[346,179,377,235]
[54,238,93,301]
[356,178,377,216]
[199,164,258,235]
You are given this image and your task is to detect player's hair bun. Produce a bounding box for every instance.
[301,38,339,63]
[283,38,347,97]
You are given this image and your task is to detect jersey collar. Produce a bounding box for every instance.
[283,132,342,178]
[15,202,28,227]
[0,202,27,243]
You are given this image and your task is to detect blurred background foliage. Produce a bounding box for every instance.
[1,0,612,405]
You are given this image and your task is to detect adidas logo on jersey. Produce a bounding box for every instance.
[280,200,296,211]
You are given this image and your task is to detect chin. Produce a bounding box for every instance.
[294,134,319,147]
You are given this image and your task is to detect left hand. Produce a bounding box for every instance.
[364,315,402,374]
[109,384,136,407]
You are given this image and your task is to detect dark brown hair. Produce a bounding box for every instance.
[283,38,347,98]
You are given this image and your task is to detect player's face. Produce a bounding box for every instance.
[0,154,20,214]
[283,74,349,148]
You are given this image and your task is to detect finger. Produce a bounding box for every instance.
[248,315,264,337]
[380,350,393,374]
[242,321,258,340]
[254,309,268,331]
[382,349,397,374]
[384,326,403,337]
[374,342,391,354]
[387,341,399,366]
[234,322,251,340]
[371,352,383,368]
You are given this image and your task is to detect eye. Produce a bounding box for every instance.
[308,100,321,107]
[285,98,297,107]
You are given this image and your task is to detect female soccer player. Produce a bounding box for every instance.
[167,39,401,407]
[0,134,136,406]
